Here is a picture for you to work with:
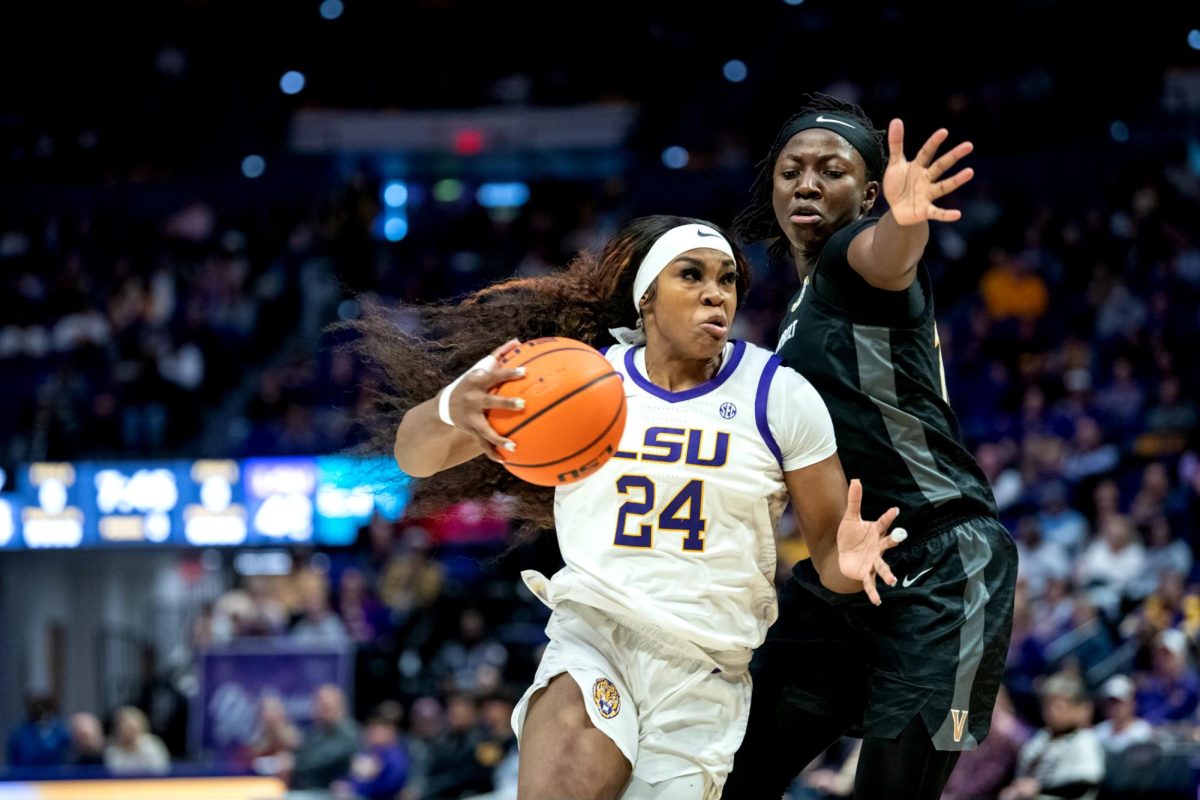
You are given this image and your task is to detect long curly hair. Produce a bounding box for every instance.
[345,215,751,528]
[733,93,886,266]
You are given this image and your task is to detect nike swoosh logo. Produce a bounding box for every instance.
[902,567,934,588]
[696,229,721,238]
[816,115,856,129]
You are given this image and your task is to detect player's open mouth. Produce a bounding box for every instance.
[699,315,727,338]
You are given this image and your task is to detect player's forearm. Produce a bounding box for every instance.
[393,394,482,477]
[849,212,928,290]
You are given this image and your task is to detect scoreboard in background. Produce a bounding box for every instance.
[0,456,406,551]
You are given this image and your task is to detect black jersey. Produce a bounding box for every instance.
[774,217,996,537]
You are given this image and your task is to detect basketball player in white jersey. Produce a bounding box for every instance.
[389,216,904,800]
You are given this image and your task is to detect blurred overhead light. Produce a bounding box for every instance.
[723,60,748,83]
[476,182,530,208]
[280,71,306,95]
[319,0,344,20]
[241,155,266,178]
[662,146,689,169]
[383,181,408,207]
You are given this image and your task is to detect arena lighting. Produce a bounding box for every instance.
[280,71,306,95]
[433,179,464,203]
[662,146,689,169]
[383,214,408,242]
[476,182,530,208]
[319,0,343,20]
[241,155,266,179]
[382,180,408,207]
[723,60,748,83]
[783,0,804,6]
[1189,29,1200,50]
[1110,121,1130,143]
[454,129,486,155]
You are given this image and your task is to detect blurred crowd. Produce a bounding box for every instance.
[4,130,1200,798]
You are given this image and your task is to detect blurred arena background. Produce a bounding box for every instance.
[1,1,1199,797]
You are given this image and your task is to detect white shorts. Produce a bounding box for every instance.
[511,602,752,799]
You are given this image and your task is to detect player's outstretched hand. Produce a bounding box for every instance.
[883,119,974,227]
[836,479,907,606]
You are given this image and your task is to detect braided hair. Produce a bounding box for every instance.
[733,93,885,265]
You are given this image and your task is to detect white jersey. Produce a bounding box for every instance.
[522,339,836,667]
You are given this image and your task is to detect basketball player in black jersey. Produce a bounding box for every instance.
[722,95,1018,800]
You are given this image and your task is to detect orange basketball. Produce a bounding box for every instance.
[485,337,627,486]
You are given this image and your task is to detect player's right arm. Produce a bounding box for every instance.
[393,340,526,477]
[772,365,902,604]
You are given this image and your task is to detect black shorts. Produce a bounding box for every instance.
[751,514,1017,750]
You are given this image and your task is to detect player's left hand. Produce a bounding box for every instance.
[836,479,906,606]
[883,119,974,226]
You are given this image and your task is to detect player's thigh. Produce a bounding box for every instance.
[518,673,632,800]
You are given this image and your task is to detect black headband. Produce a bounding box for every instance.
[780,112,882,181]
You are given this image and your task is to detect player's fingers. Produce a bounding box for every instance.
[490,339,521,359]
[480,393,525,411]
[873,506,899,533]
[864,575,882,607]
[930,167,975,200]
[886,119,906,164]
[913,128,949,168]
[885,527,908,549]
[931,207,963,223]
[876,557,897,587]
[470,365,524,388]
[844,478,863,520]
[465,418,513,452]
[926,141,973,181]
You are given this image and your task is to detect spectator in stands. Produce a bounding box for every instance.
[999,672,1104,800]
[1075,515,1146,615]
[246,695,300,782]
[66,712,105,767]
[335,567,390,645]
[475,690,519,799]
[103,706,170,775]
[6,693,70,768]
[1134,628,1199,725]
[333,711,409,800]
[1034,482,1089,560]
[422,692,492,799]
[1091,675,1152,755]
[291,684,359,791]
[403,696,446,800]
[1014,516,1070,601]
[290,579,351,647]
[430,608,508,693]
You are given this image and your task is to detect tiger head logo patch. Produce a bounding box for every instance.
[592,678,621,719]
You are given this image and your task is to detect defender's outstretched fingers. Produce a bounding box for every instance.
[864,575,883,607]
[886,119,907,163]
[876,557,897,587]
[913,128,950,169]
[844,478,864,521]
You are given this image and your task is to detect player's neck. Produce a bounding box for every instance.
[642,346,724,392]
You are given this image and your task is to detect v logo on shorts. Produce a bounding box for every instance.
[901,567,933,587]
[950,709,969,743]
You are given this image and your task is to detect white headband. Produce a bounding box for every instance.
[608,224,736,345]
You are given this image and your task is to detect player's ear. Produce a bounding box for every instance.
[861,181,879,216]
